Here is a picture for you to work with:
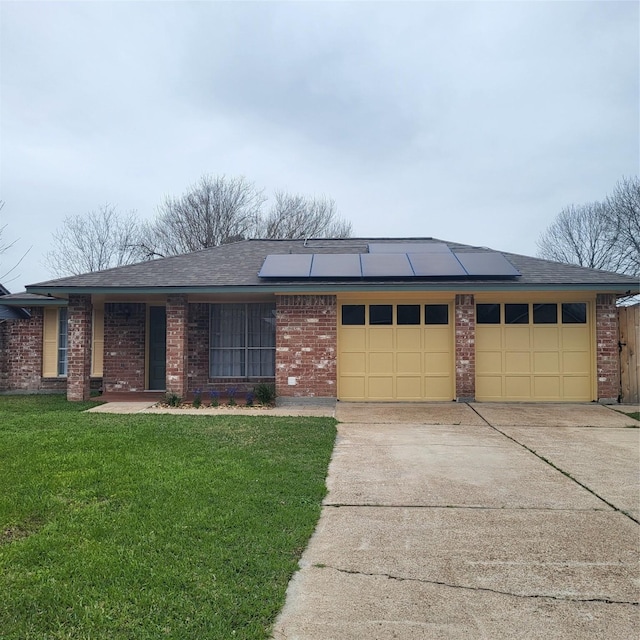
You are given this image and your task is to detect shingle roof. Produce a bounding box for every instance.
[24,238,640,294]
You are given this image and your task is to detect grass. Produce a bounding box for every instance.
[0,395,337,639]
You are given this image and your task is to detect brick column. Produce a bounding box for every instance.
[166,294,188,397]
[275,295,337,398]
[596,294,620,403]
[67,294,92,401]
[455,294,475,402]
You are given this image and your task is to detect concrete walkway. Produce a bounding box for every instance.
[272,403,640,639]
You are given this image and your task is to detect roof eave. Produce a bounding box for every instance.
[25,282,640,296]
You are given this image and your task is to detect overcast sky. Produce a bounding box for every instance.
[1,0,638,289]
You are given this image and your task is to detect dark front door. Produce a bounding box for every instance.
[148,306,166,390]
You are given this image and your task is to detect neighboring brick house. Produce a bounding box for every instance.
[0,238,638,403]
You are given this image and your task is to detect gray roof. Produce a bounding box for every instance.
[0,285,32,319]
[24,238,640,295]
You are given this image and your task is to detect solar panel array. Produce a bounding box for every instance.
[258,245,521,279]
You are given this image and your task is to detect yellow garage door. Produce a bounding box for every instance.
[338,301,454,401]
[476,302,593,401]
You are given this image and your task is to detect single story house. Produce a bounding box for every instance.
[0,237,638,403]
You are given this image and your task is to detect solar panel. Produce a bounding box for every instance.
[310,253,362,277]
[454,252,521,276]
[368,242,451,254]
[361,253,415,277]
[408,251,467,276]
[258,254,312,278]
[258,250,522,279]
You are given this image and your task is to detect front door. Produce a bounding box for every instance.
[148,306,166,390]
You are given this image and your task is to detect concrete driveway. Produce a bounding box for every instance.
[272,403,639,640]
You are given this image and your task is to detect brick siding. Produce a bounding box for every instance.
[275,295,337,398]
[596,294,620,402]
[67,295,92,401]
[103,303,146,392]
[0,308,67,392]
[166,295,188,397]
[455,294,476,401]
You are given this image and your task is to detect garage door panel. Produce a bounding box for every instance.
[534,376,562,399]
[477,326,502,349]
[341,327,366,350]
[397,327,421,350]
[563,376,591,400]
[533,351,560,374]
[505,326,530,350]
[369,329,394,350]
[424,351,451,374]
[341,352,366,375]
[477,351,502,373]
[533,327,559,349]
[368,377,394,399]
[563,351,590,373]
[340,377,365,400]
[562,326,590,349]
[505,376,531,399]
[397,352,421,374]
[424,326,451,350]
[397,376,422,399]
[505,351,530,373]
[425,376,454,400]
[369,352,393,374]
[476,376,503,399]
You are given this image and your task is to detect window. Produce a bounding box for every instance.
[342,305,365,325]
[209,303,275,377]
[397,304,420,325]
[57,307,68,376]
[369,304,393,325]
[533,303,557,324]
[505,303,528,324]
[477,304,501,324]
[562,303,586,324]
[425,304,448,325]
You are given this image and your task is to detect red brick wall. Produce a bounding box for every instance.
[187,303,209,390]
[103,303,146,392]
[455,294,476,401]
[275,295,337,398]
[67,295,92,401]
[0,308,64,392]
[596,294,620,402]
[166,295,188,397]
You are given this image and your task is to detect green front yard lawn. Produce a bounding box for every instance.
[0,395,336,639]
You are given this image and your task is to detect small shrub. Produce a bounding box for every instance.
[227,387,238,407]
[166,392,182,407]
[245,391,255,407]
[192,389,202,409]
[254,383,276,406]
[208,389,220,407]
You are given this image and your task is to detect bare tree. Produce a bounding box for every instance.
[143,175,266,257]
[45,205,144,277]
[258,191,352,239]
[0,201,31,284]
[537,177,640,276]
[43,175,353,274]
[605,176,640,275]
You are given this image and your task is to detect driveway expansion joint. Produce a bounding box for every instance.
[313,565,640,607]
